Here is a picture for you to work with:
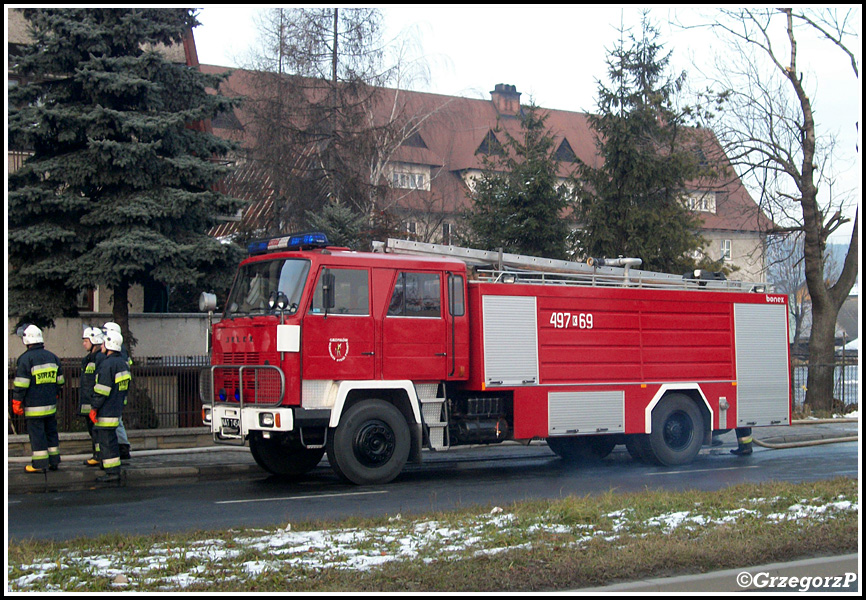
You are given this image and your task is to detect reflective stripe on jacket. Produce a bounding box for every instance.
[13,344,64,417]
[92,353,129,426]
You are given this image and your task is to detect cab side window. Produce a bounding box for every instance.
[388,272,441,318]
[311,268,369,315]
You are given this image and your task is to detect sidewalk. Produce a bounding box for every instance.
[7,419,859,494]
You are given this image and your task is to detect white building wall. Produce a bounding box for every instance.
[8,313,212,361]
[700,230,768,284]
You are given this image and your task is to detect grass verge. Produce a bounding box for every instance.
[7,477,858,592]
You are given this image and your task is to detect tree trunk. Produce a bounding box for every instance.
[803,302,840,412]
[110,279,135,355]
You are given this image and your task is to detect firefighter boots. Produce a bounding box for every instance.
[24,465,46,474]
[119,444,131,460]
[730,441,753,455]
[96,472,121,484]
[84,456,100,467]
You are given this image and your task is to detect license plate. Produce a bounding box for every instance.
[222,417,239,429]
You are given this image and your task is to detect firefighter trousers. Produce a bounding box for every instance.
[27,415,61,470]
[94,427,121,474]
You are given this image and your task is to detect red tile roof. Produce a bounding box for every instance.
[200,65,774,236]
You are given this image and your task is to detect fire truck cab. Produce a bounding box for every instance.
[201,234,791,485]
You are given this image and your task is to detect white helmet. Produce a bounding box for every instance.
[103,330,124,353]
[103,322,122,335]
[83,326,104,345]
[21,324,44,345]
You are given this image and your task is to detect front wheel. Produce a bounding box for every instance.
[249,432,325,478]
[327,400,411,485]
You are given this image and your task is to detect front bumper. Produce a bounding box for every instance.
[206,404,332,443]
[209,404,295,441]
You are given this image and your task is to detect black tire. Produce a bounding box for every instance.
[625,434,646,462]
[546,435,616,463]
[249,432,325,478]
[641,394,704,466]
[327,400,411,485]
[588,435,618,460]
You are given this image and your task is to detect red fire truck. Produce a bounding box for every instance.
[200,233,791,485]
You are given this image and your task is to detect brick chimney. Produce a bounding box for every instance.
[490,83,521,116]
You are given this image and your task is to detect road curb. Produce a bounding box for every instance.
[574,553,860,592]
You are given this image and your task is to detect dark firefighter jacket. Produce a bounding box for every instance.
[13,344,65,418]
[92,353,131,428]
[79,350,105,414]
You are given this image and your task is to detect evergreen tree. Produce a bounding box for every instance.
[464,103,573,260]
[305,201,366,249]
[575,14,705,273]
[8,8,246,339]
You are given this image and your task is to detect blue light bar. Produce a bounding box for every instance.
[247,232,330,255]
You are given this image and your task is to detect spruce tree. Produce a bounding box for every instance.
[575,14,705,273]
[8,8,246,338]
[464,103,573,260]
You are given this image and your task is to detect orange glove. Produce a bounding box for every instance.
[89,409,98,424]
[12,400,24,416]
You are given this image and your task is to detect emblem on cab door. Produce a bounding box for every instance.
[329,338,349,362]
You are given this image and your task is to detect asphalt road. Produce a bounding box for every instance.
[7,438,859,542]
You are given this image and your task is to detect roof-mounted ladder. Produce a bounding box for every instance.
[373,238,768,292]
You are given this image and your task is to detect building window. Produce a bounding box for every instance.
[721,239,732,261]
[405,221,417,236]
[76,288,95,312]
[685,191,716,214]
[392,171,428,190]
[442,222,454,245]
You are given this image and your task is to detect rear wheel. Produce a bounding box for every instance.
[546,435,616,463]
[625,434,646,462]
[640,394,704,466]
[327,400,410,485]
[249,432,325,478]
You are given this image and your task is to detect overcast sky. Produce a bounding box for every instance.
[193,5,861,243]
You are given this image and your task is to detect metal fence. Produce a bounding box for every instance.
[790,354,860,411]
[8,353,860,434]
[8,356,209,435]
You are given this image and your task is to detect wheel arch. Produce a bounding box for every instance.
[645,384,712,440]
[330,380,421,427]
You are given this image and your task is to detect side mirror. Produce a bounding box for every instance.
[199,292,217,312]
[322,270,336,311]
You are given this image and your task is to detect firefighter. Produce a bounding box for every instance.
[12,324,64,473]
[102,322,132,460]
[731,427,753,455]
[91,329,131,483]
[80,327,105,467]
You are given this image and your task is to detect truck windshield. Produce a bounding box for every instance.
[225,259,310,318]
